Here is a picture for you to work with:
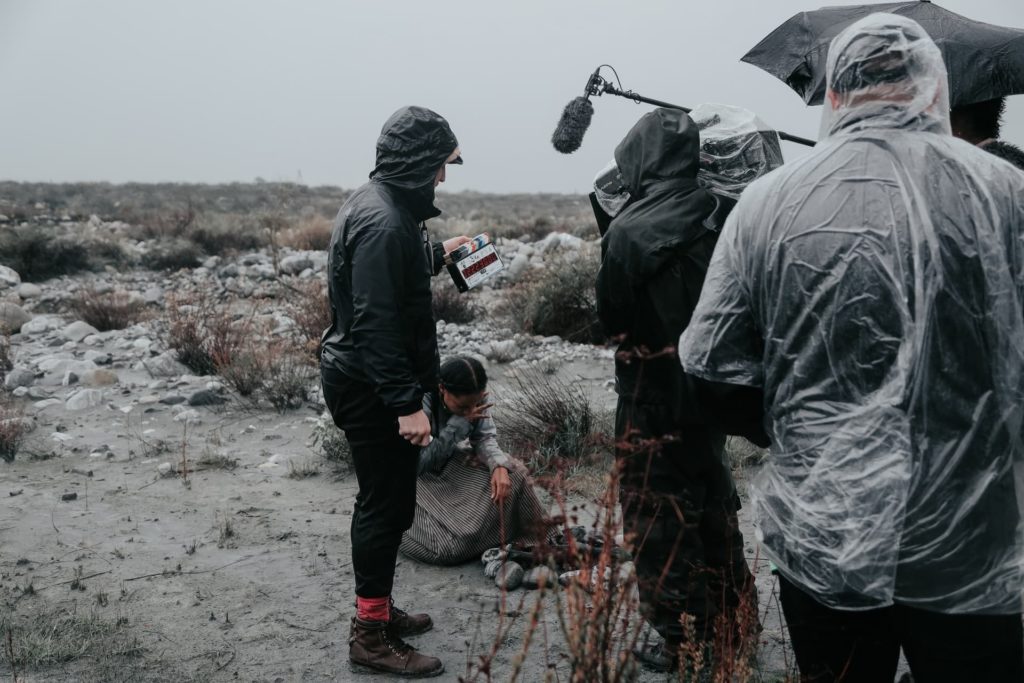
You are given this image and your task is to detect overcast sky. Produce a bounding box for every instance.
[2,0,1022,194]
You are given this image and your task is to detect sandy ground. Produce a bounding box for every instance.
[1,352,799,683]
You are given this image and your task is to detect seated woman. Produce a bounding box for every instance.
[400,356,548,565]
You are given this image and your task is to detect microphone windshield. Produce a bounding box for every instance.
[552,97,594,154]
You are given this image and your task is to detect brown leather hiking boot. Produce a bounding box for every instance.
[390,599,433,637]
[349,617,444,678]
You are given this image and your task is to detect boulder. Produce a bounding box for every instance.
[60,321,100,342]
[17,283,42,299]
[0,266,20,289]
[188,389,226,407]
[20,315,60,336]
[4,367,35,389]
[66,389,105,411]
[143,352,189,378]
[0,303,30,334]
[279,253,314,275]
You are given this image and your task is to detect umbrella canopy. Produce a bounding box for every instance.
[742,1,1024,107]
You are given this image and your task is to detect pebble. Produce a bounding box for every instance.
[522,566,556,590]
[494,561,525,590]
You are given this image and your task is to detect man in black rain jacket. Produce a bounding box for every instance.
[321,105,470,677]
[596,108,758,672]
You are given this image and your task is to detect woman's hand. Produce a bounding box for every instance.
[464,393,493,422]
[490,466,511,505]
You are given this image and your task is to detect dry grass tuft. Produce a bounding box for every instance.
[70,288,148,332]
[279,215,333,251]
[496,369,609,478]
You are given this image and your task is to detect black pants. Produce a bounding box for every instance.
[321,365,419,599]
[616,399,754,645]
[779,575,1024,683]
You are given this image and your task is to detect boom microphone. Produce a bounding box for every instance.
[552,96,594,154]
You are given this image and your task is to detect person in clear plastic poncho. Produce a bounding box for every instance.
[679,13,1024,681]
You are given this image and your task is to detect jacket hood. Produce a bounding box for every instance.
[370,106,460,220]
[822,13,951,138]
[614,108,700,197]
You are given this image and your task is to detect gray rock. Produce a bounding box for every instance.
[17,283,42,299]
[26,387,50,400]
[494,561,524,590]
[20,315,60,336]
[66,389,105,411]
[484,559,503,579]
[173,408,201,425]
[143,352,188,378]
[143,286,164,304]
[279,253,314,275]
[0,265,20,289]
[522,566,556,590]
[79,368,119,387]
[188,389,226,407]
[240,252,268,266]
[4,367,35,389]
[505,253,531,281]
[159,394,186,405]
[32,398,63,411]
[61,321,100,342]
[250,264,276,280]
[0,303,30,334]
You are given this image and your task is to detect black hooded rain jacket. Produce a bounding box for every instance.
[321,106,458,416]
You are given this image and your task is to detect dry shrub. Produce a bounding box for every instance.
[0,335,11,386]
[0,395,27,463]
[311,411,352,472]
[0,227,123,281]
[461,471,641,683]
[70,288,147,332]
[140,238,203,271]
[259,340,315,412]
[432,280,477,324]
[496,369,608,477]
[280,215,333,251]
[284,279,331,364]
[506,247,603,344]
[166,294,249,377]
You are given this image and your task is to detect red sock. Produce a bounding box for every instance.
[356,595,390,622]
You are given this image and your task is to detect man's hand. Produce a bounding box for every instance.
[442,235,472,255]
[398,410,432,447]
[490,466,511,505]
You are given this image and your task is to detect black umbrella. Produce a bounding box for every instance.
[742,0,1024,107]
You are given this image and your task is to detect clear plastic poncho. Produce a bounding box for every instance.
[691,103,784,199]
[679,13,1024,614]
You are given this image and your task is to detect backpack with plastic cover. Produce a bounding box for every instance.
[691,103,784,199]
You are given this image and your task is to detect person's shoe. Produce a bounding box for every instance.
[349,617,444,678]
[632,640,679,673]
[390,599,433,637]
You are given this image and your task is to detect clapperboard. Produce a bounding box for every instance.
[445,234,504,292]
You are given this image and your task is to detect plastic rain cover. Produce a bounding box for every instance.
[679,13,1024,613]
[691,103,784,199]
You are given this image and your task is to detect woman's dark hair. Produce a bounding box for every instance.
[440,356,487,395]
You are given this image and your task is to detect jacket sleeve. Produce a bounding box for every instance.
[429,240,447,276]
[347,224,421,415]
[469,415,512,473]
[596,246,635,337]
[417,415,474,475]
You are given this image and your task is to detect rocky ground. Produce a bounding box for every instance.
[0,219,799,682]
